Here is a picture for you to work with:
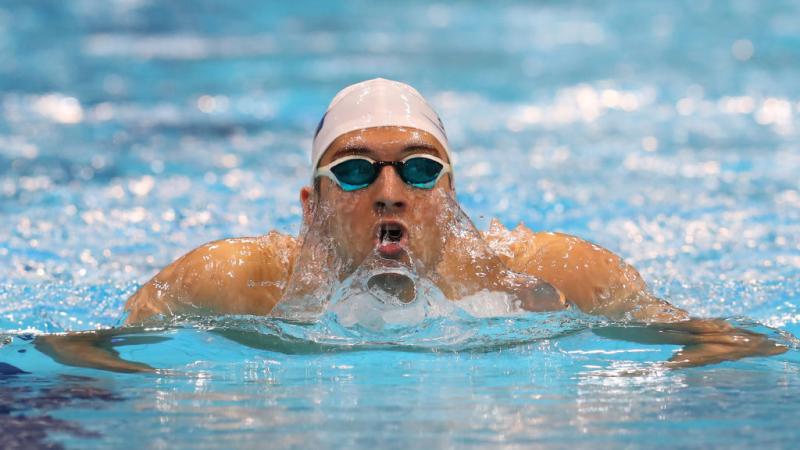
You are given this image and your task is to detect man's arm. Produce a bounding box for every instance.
[35,329,162,373]
[35,232,298,373]
[125,232,296,324]
[485,221,787,367]
[484,221,681,321]
[592,319,787,368]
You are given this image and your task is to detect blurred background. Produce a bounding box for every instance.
[1,0,798,333]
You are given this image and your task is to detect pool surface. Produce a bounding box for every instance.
[2,0,800,448]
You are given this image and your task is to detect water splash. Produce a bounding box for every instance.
[271,187,565,330]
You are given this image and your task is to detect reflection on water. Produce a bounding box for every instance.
[0,373,123,449]
[1,315,799,448]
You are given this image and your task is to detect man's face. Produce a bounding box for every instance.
[300,126,454,278]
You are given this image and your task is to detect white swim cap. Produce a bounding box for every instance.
[311,78,451,174]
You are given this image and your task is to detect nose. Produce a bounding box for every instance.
[372,165,407,214]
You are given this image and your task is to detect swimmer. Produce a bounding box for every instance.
[37,78,786,372]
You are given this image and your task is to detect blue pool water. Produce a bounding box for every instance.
[2,0,800,448]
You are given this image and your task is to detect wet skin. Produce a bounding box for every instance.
[36,127,788,372]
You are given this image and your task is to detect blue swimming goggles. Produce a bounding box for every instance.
[315,154,451,191]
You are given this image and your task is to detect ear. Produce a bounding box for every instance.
[300,185,314,226]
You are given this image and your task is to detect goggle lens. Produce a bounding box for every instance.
[329,158,376,191]
[401,157,443,187]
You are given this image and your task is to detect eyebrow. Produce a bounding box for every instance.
[331,145,372,159]
[400,143,440,156]
[331,143,442,160]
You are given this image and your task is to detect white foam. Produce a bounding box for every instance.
[327,269,457,332]
[455,290,526,318]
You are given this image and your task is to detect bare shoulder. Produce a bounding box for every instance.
[481,219,627,275]
[185,232,298,280]
[482,219,683,320]
[124,231,298,323]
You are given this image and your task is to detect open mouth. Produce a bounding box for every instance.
[375,221,408,258]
